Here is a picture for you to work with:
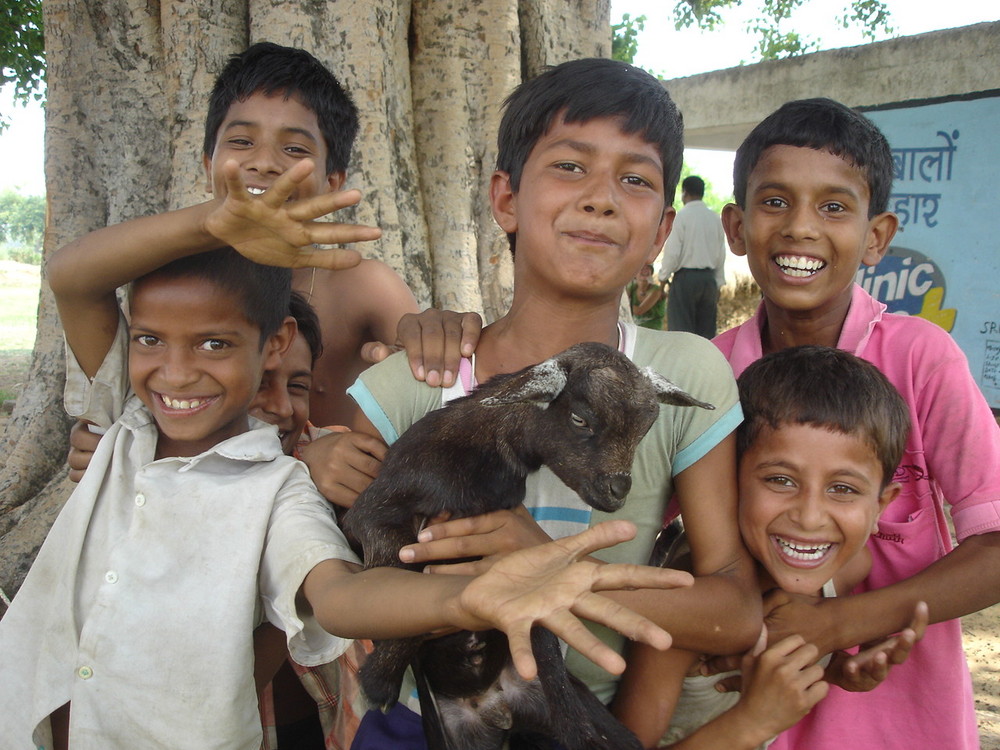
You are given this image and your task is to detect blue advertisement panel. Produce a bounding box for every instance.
[864,95,1000,409]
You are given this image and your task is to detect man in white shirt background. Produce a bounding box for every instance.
[658,175,727,338]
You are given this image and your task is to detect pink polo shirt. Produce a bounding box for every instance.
[715,284,1000,749]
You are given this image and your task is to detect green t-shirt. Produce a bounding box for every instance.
[349,323,741,704]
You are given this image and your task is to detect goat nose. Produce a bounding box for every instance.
[609,473,632,500]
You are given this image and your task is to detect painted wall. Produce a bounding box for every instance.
[864,94,1000,408]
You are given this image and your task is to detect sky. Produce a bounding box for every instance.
[0,0,996,197]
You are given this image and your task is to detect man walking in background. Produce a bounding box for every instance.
[658,175,726,337]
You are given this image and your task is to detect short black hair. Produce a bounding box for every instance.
[496,58,684,251]
[733,98,894,218]
[204,42,358,176]
[681,175,705,199]
[288,290,323,366]
[133,248,292,347]
[736,346,909,486]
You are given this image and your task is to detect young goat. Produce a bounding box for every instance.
[344,342,713,750]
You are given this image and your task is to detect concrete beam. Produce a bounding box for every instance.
[664,21,1000,151]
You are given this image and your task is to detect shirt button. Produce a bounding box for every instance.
[135,493,146,507]
[105,571,118,584]
[77,665,94,680]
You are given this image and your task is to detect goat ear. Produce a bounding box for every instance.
[642,368,715,410]
[480,359,567,407]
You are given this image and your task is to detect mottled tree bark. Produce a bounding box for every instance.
[0,0,610,601]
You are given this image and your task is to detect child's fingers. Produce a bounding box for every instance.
[220,159,251,201]
[459,312,483,358]
[291,246,366,271]
[504,625,540,682]
[568,592,673,652]
[359,340,402,365]
[285,187,366,220]
[909,600,929,641]
[713,674,743,693]
[255,159,317,206]
[540,608,630,674]
[589,562,694,593]
[553,520,638,560]
[303,223,382,251]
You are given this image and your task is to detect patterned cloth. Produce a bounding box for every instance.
[260,424,373,750]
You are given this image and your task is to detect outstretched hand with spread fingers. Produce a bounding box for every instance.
[457,520,694,681]
[204,158,381,270]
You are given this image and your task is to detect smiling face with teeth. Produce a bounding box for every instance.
[203,91,345,203]
[129,275,287,459]
[738,421,899,596]
[722,146,898,348]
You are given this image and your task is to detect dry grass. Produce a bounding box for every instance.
[717,275,761,332]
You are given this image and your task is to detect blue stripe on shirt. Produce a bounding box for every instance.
[529,506,593,525]
[672,401,743,476]
[346,380,400,445]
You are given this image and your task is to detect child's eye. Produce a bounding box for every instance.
[227,137,253,148]
[554,161,584,173]
[764,474,795,488]
[198,339,229,352]
[761,197,788,209]
[829,483,859,497]
[821,202,847,214]
[285,144,312,156]
[288,381,312,394]
[132,334,160,347]
[622,174,653,189]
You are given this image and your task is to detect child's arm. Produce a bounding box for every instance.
[399,436,762,655]
[302,520,693,679]
[764,531,1000,655]
[664,633,828,750]
[824,601,928,692]
[299,427,389,509]
[47,159,379,376]
[611,644,697,747]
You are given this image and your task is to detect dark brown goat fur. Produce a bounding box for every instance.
[343,342,713,750]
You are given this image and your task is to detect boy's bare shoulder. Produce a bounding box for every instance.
[299,259,417,329]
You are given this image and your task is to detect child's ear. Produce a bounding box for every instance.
[651,206,676,259]
[326,170,347,193]
[202,154,214,194]
[861,211,899,267]
[721,203,747,256]
[874,481,902,532]
[264,317,297,371]
[490,171,518,234]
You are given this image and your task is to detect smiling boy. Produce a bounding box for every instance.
[202,42,420,428]
[0,167,691,748]
[715,97,1000,750]
[345,58,759,746]
[615,346,925,750]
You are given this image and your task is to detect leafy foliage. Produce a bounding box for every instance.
[0,190,45,264]
[0,0,45,129]
[612,13,647,63]
[671,0,893,60]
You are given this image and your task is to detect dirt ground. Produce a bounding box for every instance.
[0,356,998,745]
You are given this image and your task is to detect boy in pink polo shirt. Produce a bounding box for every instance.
[394,97,1000,749]
[714,97,1000,749]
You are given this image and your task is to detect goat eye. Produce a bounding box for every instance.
[571,413,589,430]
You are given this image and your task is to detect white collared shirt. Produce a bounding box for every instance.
[0,317,358,749]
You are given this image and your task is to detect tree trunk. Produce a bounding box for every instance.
[0,0,610,602]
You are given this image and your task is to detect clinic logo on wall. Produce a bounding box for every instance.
[855,246,956,332]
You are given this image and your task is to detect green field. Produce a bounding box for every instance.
[0,261,40,402]
[0,261,40,350]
